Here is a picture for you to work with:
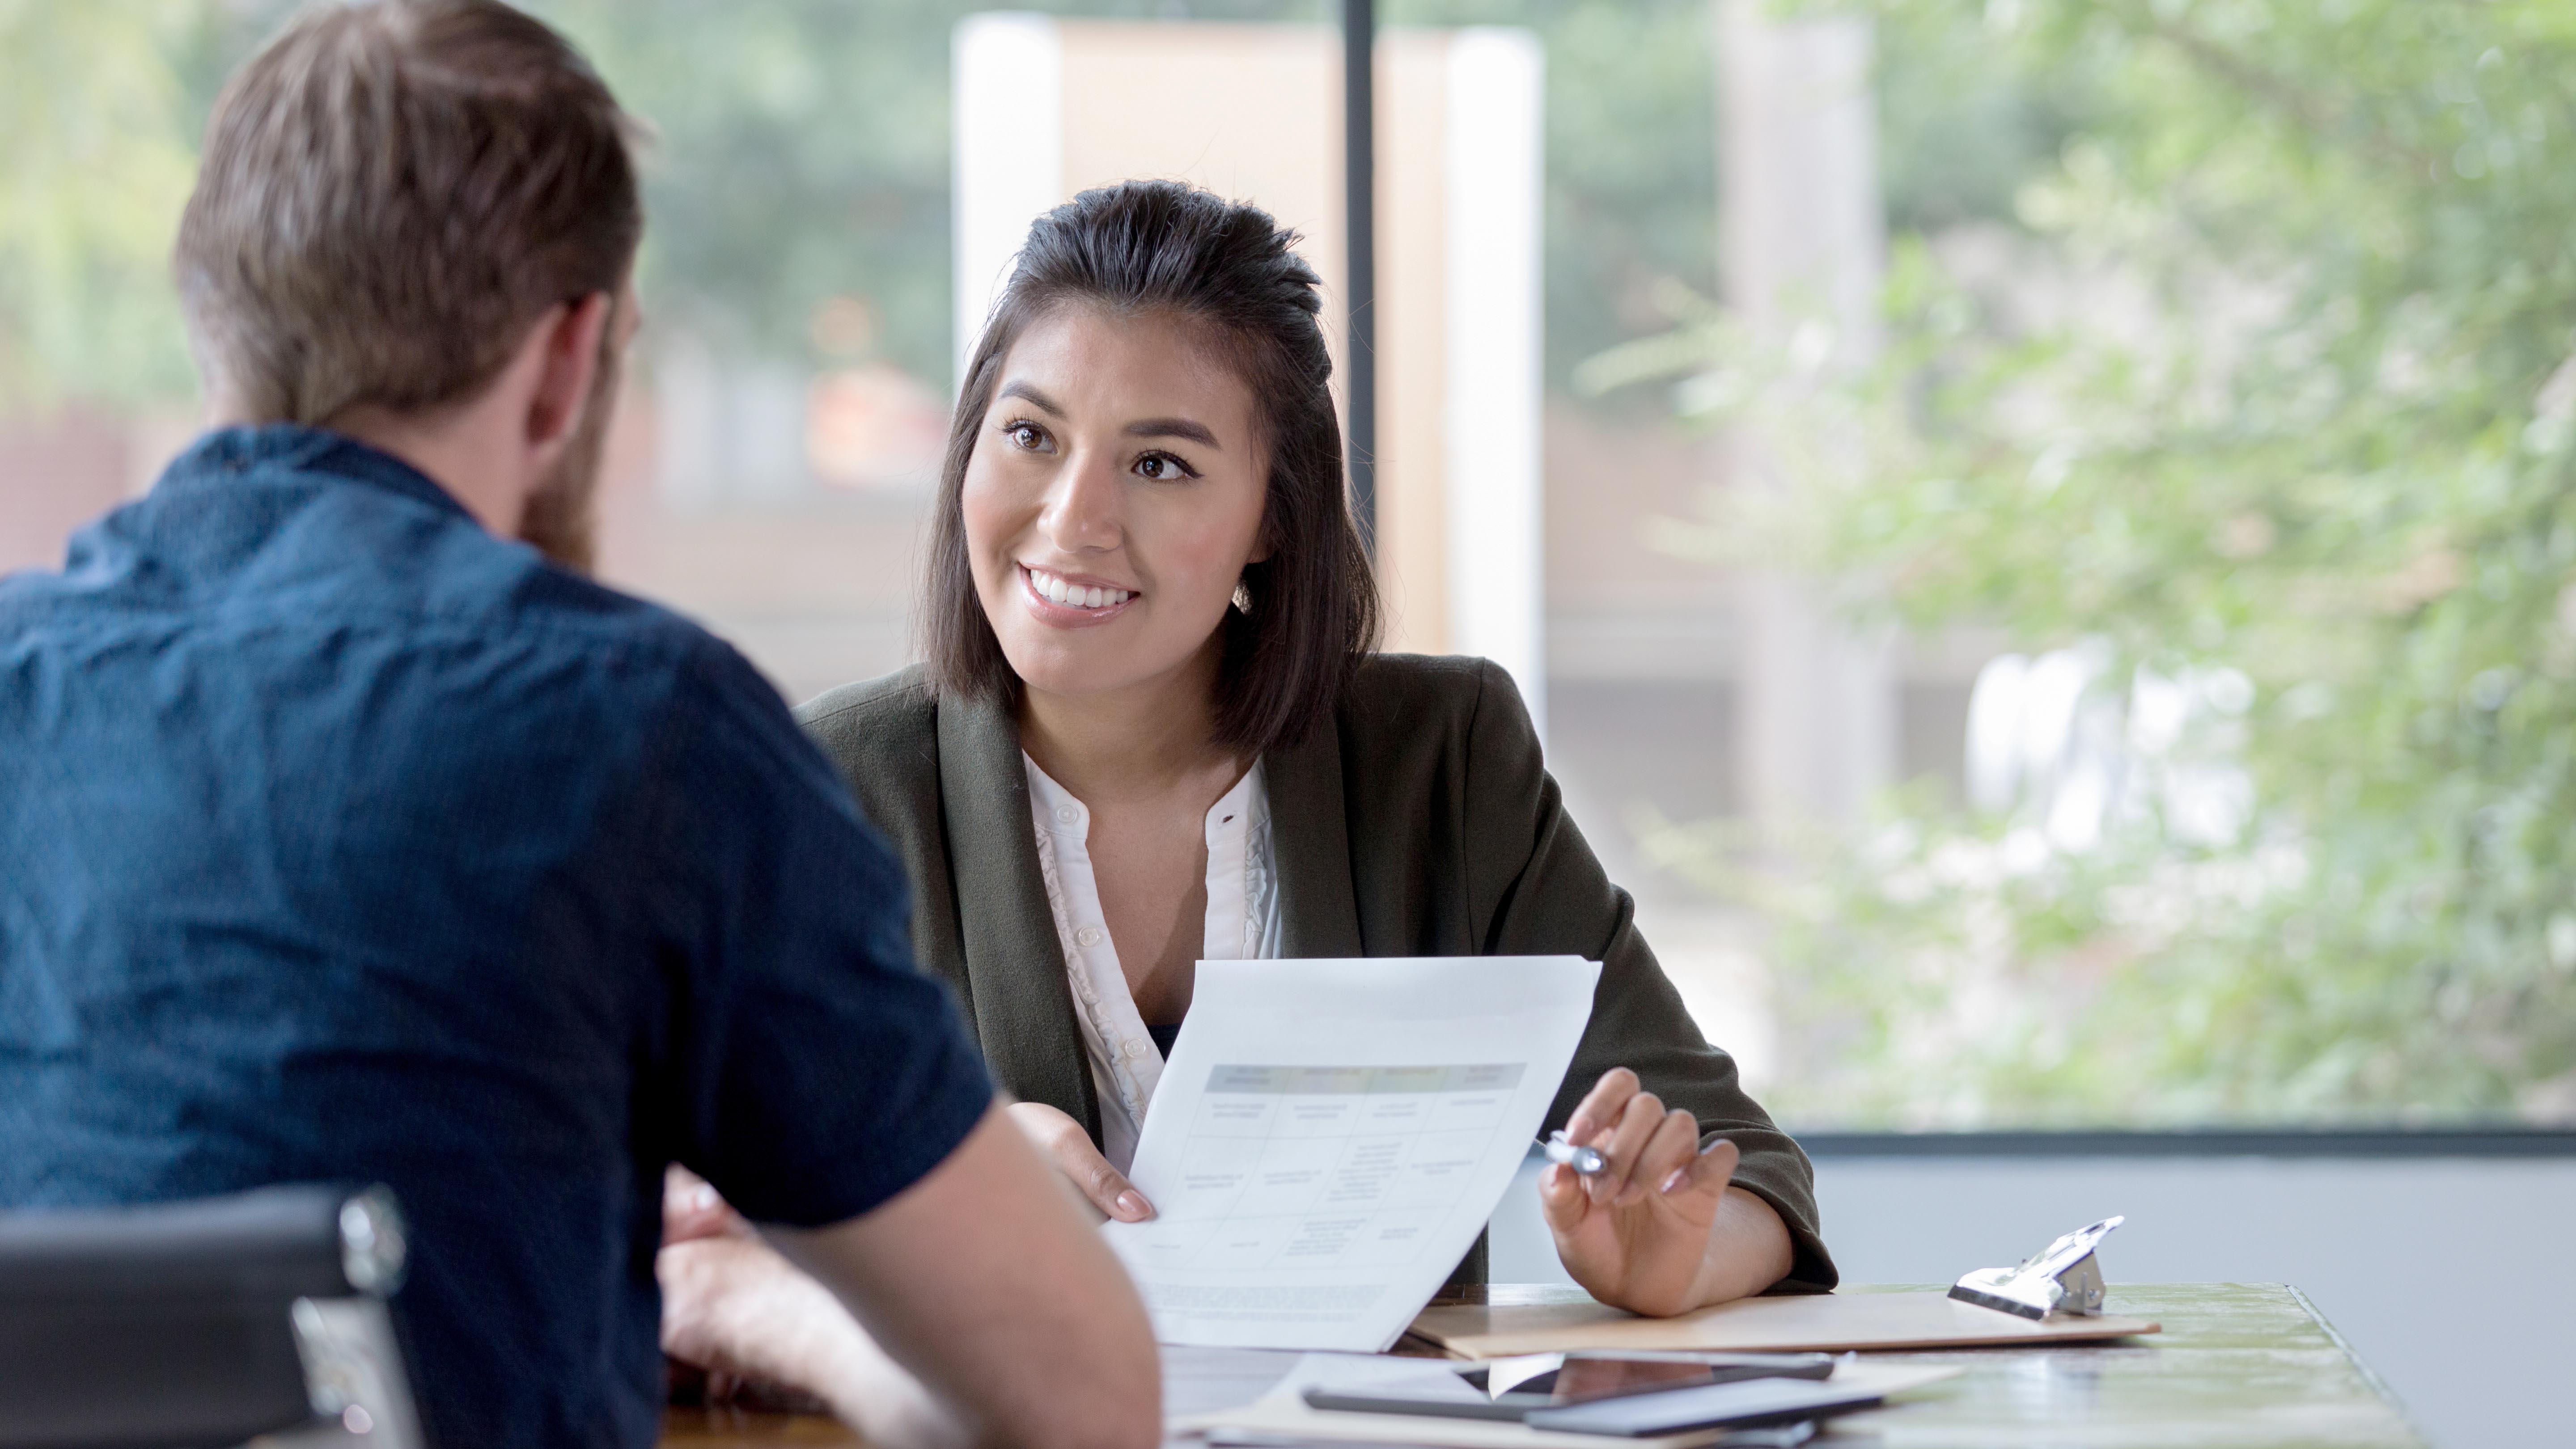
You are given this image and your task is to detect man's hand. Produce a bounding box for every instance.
[659,1233,847,1395]
[1539,1068,1794,1318]
[654,1107,1159,1449]
[1007,1100,1152,1223]
[665,1164,750,1245]
[657,1168,892,1424]
[767,1103,1160,1449]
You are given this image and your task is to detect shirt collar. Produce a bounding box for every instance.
[157,424,479,525]
[1020,752,1270,844]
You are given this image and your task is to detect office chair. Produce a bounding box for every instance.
[0,1184,424,1449]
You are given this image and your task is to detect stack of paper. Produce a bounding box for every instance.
[1103,956,1601,1352]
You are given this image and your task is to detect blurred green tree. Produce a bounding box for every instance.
[1589,0,2576,1126]
[0,0,210,409]
[0,0,1783,405]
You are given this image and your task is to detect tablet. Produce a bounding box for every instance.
[1300,1352,1837,1423]
[1520,1375,1886,1436]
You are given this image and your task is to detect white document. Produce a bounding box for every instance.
[1102,955,1602,1352]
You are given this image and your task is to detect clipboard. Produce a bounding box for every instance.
[1405,1288,2159,1359]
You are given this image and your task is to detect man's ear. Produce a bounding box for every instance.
[524,292,616,450]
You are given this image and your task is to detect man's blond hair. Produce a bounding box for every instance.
[175,0,642,425]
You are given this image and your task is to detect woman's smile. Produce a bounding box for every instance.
[1020,562,1138,627]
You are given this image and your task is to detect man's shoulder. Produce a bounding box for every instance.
[471,559,728,676]
[380,546,757,743]
[286,492,782,763]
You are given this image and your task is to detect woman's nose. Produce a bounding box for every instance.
[1038,450,1123,552]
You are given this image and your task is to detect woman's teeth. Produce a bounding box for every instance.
[1027,567,1131,610]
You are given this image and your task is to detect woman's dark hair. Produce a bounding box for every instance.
[921,179,1381,756]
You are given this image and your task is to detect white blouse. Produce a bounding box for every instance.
[1023,754,1283,1172]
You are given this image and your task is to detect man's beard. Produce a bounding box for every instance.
[517,335,621,574]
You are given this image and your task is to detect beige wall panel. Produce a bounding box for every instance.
[1372,32,1450,654]
[1051,21,1452,653]
[1056,24,1343,348]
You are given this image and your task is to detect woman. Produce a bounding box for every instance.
[796,179,1833,1314]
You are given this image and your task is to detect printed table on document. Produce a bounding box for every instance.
[1124,1063,1527,1281]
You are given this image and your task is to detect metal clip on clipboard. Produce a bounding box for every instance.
[1949,1216,2125,1320]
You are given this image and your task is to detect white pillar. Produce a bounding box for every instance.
[1442,28,1547,737]
[1716,0,1892,824]
[952,13,1062,391]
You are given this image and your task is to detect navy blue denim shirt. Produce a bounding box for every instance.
[0,427,992,1449]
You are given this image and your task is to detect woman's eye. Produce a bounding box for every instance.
[1135,453,1197,481]
[1004,421,1048,450]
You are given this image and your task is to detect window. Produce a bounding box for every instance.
[8,0,2564,1131]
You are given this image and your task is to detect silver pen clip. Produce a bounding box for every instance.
[1539,1129,1607,1177]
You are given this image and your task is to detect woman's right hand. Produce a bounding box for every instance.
[1006,1100,1152,1223]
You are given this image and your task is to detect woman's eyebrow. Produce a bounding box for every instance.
[997,381,1065,415]
[1126,417,1221,449]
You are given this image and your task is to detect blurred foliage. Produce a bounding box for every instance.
[0,0,2043,409]
[1872,0,2082,232]
[20,0,2563,1127]
[1591,0,2576,1125]
[563,0,1745,387]
[0,0,993,397]
[0,0,213,409]
[528,0,965,381]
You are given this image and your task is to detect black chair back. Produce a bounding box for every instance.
[0,1185,418,1449]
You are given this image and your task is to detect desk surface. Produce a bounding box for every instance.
[1804,1281,2422,1447]
[657,1281,2426,1448]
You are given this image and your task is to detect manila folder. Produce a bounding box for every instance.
[1407,1288,2160,1359]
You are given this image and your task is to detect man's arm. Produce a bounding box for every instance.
[688,1103,1160,1449]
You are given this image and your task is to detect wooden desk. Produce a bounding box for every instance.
[1456,1282,2424,1446]
[657,1282,2425,1447]
[660,1404,861,1448]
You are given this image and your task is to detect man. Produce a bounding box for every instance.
[0,4,1157,1447]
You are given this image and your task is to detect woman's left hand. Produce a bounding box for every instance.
[1538,1068,1788,1318]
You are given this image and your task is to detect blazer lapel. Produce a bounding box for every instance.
[935,691,1099,1132]
[1266,713,1365,958]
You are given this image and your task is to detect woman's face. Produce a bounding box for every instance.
[961,305,1270,708]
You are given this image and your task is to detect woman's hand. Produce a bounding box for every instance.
[1006,1100,1153,1223]
[1539,1068,1793,1318]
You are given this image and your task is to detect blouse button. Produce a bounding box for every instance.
[1075,925,1105,949]
[1054,804,1081,825]
[1123,1039,1147,1060]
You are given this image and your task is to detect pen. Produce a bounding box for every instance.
[1540,1129,1606,1176]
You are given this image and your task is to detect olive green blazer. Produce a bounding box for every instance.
[795,653,1835,1292]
